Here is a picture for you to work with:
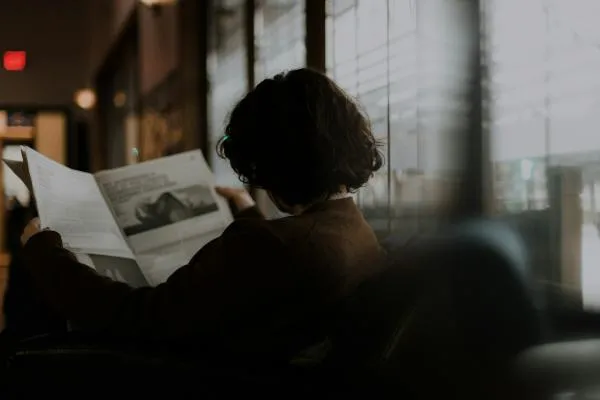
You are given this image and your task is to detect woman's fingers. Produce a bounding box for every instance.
[21,217,42,246]
[215,186,255,211]
[215,186,244,199]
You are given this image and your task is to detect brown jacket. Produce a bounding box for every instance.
[23,198,383,359]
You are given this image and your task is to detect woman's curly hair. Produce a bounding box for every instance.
[217,68,383,206]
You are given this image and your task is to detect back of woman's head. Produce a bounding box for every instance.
[218,68,383,206]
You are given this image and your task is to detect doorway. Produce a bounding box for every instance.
[0,109,68,322]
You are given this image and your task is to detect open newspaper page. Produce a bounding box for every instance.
[3,154,147,287]
[93,150,233,285]
[4,159,33,193]
[22,147,135,260]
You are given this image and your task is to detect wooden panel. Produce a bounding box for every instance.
[35,112,66,164]
[0,253,11,268]
[0,110,6,133]
[125,114,139,165]
[1,126,35,141]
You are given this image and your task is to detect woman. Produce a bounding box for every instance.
[16,68,384,362]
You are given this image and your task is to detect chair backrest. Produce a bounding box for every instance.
[326,219,544,397]
[1,332,311,397]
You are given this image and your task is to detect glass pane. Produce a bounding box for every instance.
[328,0,470,238]
[207,0,247,186]
[487,0,600,310]
[255,0,306,82]
[327,0,390,236]
[254,0,307,219]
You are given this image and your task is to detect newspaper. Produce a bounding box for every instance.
[94,150,232,254]
[7,147,234,286]
[4,158,32,192]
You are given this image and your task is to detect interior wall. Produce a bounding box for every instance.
[0,0,90,105]
[139,5,180,95]
[86,0,137,83]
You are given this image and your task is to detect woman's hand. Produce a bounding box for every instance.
[215,186,255,212]
[21,217,42,246]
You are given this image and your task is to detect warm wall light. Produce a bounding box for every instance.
[139,0,177,6]
[113,91,127,108]
[74,89,96,110]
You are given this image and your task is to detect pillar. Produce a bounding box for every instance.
[548,166,583,305]
[179,0,209,156]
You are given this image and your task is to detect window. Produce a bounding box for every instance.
[254,0,306,81]
[207,0,248,186]
[486,0,600,309]
[327,0,391,235]
[327,0,470,237]
[254,0,306,219]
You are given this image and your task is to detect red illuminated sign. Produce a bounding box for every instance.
[3,51,27,71]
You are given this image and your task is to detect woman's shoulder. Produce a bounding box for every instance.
[220,212,319,253]
[219,199,374,252]
[221,216,287,246]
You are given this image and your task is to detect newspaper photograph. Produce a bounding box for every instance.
[94,150,233,254]
[124,184,219,236]
[135,230,222,285]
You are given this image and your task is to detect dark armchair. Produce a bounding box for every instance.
[324,219,544,397]
[0,331,318,397]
